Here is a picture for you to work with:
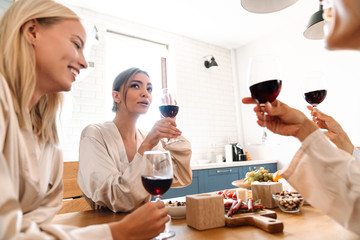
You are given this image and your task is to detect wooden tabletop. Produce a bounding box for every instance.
[52,206,359,240]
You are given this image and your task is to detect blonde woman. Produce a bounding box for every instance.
[78,67,192,212]
[0,0,168,239]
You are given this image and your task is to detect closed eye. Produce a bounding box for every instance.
[73,41,81,49]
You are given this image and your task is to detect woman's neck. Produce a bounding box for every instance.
[29,88,43,110]
[113,111,138,140]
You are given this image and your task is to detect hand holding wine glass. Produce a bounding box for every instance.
[248,55,282,143]
[141,150,175,239]
[159,88,183,145]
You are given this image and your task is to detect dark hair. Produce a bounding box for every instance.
[112,67,150,112]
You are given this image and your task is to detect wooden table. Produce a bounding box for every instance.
[52,206,359,240]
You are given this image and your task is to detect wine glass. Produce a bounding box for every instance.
[302,72,327,115]
[248,55,282,143]
[141,150,175,239]
[159,88,183,145]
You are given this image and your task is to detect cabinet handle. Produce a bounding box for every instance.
[217,169,232,173]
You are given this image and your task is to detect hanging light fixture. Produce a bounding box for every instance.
[204,56,219,69]
[241,0,299,14]
[303,1,325,40]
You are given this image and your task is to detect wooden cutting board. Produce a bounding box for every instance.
[225,209,283,233]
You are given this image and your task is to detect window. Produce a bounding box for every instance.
[104,30,169,130]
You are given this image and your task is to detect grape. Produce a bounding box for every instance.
[244,167,274,184]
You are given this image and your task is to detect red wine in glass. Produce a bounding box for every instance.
[248,55,282,143]
[159,105,179,118]
[304,89,327,106]
[141,175,173,197]
[250,79,282,104]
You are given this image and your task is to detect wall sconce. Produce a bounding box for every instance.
[241,0,299,13]
[303,1,325,40]
[204,56,219,69]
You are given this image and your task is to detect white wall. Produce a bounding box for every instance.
[234,27,360,169]
[0,0,11,16]
[58,6,239,163]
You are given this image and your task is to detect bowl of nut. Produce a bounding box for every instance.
[272,191,304,213]
[165,200,186,219]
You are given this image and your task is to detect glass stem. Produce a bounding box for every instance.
[260,104,267,143]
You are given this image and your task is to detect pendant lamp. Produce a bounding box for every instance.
[303,2,325,40]
[241,0,299,14]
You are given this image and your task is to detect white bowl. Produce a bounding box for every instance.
[198,159,210,164]
[167,205,186,219]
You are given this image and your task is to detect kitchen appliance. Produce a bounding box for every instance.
[232,143,247,161]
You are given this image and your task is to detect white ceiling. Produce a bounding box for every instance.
[59,0,320,49]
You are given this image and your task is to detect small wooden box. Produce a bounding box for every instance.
[251,182,283,208]
[186,193,225,230]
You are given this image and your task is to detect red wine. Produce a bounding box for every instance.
[141,175,173,196]
[159,105,179,118]
[250,79,282,104]
[304,89,327,106]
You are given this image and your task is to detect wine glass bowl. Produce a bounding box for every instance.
[304,89,327,108]
[159,88,183,145]
[302,71,327,114]
[248,55,283,143]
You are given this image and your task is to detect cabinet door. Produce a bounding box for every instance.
[162,170,199,199]
[200,167,239,193]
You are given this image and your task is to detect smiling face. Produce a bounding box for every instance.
[118,73,153,115]
[33,19,88,94]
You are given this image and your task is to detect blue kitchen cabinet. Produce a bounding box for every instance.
[162,163,277,199]
[199,167,240,193]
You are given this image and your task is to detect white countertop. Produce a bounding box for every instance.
[190,159,278,170]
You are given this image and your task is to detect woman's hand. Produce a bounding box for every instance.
[109,201,169,240]
[242,97,318,142]
[308,106,354,153]
[138,118,182,154]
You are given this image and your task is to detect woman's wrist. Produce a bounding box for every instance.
[295,118,318,142]
[109,221,128,240]
[138,143,152,155]
[338,134,354,154]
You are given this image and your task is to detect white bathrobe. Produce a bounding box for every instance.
[0,75,112,239]
[281,129,360,234]
[77,122,192,212]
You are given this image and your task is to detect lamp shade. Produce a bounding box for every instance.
[303,4,325,40]
[241,0,299,14]
[204,57,219,69]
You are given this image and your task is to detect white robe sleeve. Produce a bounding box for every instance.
[0,75,113,240]
[160,135,192,188]
[280,129,360,234]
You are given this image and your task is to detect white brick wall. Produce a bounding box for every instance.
[61,5,239,163]
[1,2,240,163]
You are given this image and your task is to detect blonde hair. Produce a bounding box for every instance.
[0,0,79,144]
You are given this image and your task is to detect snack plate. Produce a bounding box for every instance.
[232,179,251,190]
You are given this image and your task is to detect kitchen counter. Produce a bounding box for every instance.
[191,159,278,170]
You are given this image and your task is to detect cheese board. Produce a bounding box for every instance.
[225,209,283,233]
